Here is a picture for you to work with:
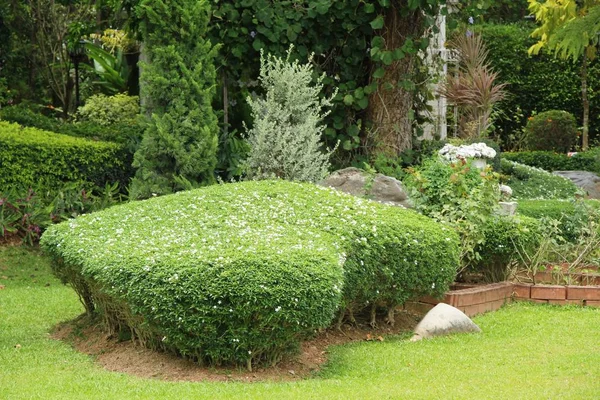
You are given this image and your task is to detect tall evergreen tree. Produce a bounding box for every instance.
[129,0,218,199]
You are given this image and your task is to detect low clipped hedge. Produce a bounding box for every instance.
[504,150,600,174]
[41,180,460,368]
[500,159,579,199]
[0,103,143,146]
[0,121,130,191]
[474,215,542,282]
[517,199,600,242]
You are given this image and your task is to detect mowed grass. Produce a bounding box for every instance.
[1,245,600,399]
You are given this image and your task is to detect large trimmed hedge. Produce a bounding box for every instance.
[41,180,460,368]
[0,121,129,191]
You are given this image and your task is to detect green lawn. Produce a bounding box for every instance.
[1,245,600,399]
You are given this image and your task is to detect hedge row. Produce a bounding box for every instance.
[500,159,580,199]
[0,121,130,192]
[517,199,600,242]
[0,103,143,148]
[503,150,600,174]
[41,180,460,368]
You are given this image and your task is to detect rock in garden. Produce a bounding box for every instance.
[410,303,481,341]
[552,171,600,199]
[319,167,411,208]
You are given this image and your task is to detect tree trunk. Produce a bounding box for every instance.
[581,54,589,151]
[366,5,424,157]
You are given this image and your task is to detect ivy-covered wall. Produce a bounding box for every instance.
[205,0,448,167]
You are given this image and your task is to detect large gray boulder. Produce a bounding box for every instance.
[319,167,411,208]
[410,303,481,341]
[553,171,600,199]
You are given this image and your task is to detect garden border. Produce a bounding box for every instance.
[403,281,600,317]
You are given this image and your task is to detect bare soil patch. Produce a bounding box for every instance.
[51,311,420,382]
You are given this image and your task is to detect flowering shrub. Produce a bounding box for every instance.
[438,142,497,162]
[500,159,580,199]
[41,180,459,369]
[405,156,500,271]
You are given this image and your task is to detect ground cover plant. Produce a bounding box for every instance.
[41,180,459,369]
[2,246,600,399]
[500,159,580,199]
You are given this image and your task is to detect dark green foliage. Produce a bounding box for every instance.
[369,139,447,180]
[517,199,600,242]
[200,1,446,164]
[41,180,459,368]
[129,0,219,199]
[525,110,578,153]
[503,149,600,174]
[500,159,579,199]
[474,215,542,282]
[0,121,129,192]
[479,23,600,147]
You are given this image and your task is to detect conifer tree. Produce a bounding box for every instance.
[129,0,218,199]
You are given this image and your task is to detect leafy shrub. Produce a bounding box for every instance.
[405,156,500,270]
[0,182,123,245]
[500,159,579,199]
[517,199,600,242]
[524,110,578,153]
[0,121,130,192]
[244,48,335,182]
[77,93,139,126]
[474,215,542,282]
[41,180,459,369]
[503,149,600,174]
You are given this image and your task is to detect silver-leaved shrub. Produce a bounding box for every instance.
[243,47,337,182]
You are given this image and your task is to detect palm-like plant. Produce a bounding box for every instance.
[439,33,507,138]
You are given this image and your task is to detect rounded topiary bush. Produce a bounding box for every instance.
[525,110,578,153]
[41,180,459,369]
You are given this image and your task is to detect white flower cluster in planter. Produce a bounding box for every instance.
[438,142,497,162]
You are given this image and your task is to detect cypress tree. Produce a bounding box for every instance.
[130,0,218,199]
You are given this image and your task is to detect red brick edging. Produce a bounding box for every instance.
[403,282,600,317]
